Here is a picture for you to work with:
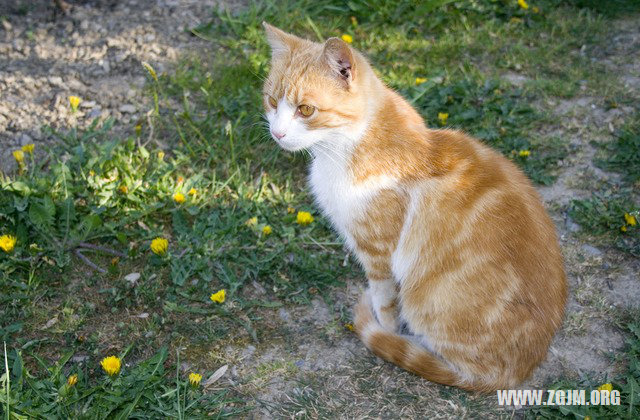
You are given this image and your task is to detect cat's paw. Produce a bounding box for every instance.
[373,302,400,331]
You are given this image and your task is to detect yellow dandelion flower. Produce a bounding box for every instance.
[296,211,314,226]
[173,192,186,204]
[69,96,81,111]
[344,323,354,331]
[262,225,272,236]
[141,61,158,82]
[150,237,168,256]
[135,124,142,137]
[341,34,353,44]
[210,289,226,303]
[624,212,637,226]
[12,150,24,164]
[118,185,128,194]
[100,355,121,376]
[415,77,427,85]
[287,206,296,214]
[519,150,531,157]
[518,0,529,9]
[437,112,449,125]
[67,374,78,387]
[21,143,35,154]
[158,151,165,160]
[189,372,202,386]
[188,188,197,196]
[0,235,17,253]
[621,225,628,233]
[597,383,613,392]
[246,216,258,227]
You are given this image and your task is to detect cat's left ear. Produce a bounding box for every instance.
[323,38,356,88]
[263,22,300,60]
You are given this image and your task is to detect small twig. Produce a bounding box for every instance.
[12,252,45,262]
[77,242,128,258]
[176,248,188,258]
[74,249,107,274]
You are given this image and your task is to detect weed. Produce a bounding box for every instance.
[596,117,640,185]
[570,190,639,255]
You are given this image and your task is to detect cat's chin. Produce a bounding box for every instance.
[274,138,312,152]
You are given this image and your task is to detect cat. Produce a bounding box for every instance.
[262,23,567,392]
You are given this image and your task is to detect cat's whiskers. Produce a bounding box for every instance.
[312,141,350,169]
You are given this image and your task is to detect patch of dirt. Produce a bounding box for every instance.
[0,0,235,171]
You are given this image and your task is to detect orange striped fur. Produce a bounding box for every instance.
[262,23,567,392]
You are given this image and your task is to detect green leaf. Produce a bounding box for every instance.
[28,197,55,228]
[6,181,31,194]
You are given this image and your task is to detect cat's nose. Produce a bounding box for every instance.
[271,129,286,140]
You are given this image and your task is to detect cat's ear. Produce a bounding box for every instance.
[323,37,356,88]
[263,22,299,60]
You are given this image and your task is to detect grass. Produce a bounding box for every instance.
[1,0,639,417]
[570,115,640,255]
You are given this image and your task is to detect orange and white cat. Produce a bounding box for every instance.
[262,23,567,392]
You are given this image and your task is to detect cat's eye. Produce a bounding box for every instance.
[267,96,277,108]
[298,104,315,117]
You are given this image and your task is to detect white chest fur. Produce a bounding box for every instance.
[308,148,397,251]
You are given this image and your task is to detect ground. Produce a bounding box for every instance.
[1,1,639,418]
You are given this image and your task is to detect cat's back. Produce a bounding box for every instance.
[401,127,567,321]
[417,128,564,268]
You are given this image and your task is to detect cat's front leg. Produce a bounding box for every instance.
[356,251,400,331]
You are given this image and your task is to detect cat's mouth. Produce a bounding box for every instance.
[273,137,308,152]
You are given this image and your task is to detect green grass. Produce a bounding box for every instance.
[0,345,243,418]
[1,0,639,417]
[570,190,639,256]
[596,117,640,186]
[570,115,640,255]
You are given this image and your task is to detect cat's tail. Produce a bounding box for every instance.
[354,294,486,392]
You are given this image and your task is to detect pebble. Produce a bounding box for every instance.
[48,76,64,88]
[18,133,33,145]
[581,244,603,257]
[124,272,141,283]
[565,216,581,233]
[278,308,291,322]
[119,104,136,113]
[87,108,102,119]
[241,345,256,359]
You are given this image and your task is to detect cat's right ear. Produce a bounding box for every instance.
[263,22,297,60]
[323,37,356,89]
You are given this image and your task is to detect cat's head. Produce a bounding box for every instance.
[262,23,373,152]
